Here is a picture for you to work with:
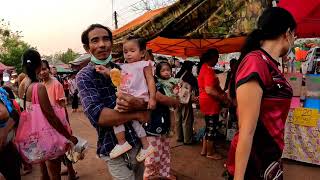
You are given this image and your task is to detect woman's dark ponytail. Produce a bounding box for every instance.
[229,29,263,98]
[238,29,263,60]
[229,7,297,98]
[21,49,42,83]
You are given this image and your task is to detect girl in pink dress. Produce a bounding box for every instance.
[96,35,156,162]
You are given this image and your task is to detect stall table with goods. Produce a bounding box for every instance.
[282,72,320,166]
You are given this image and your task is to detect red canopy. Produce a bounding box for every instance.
[278,0,320,38]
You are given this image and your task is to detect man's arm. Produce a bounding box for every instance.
[156,91,179,108]
[76,72,149,127]
[98,108,149,126]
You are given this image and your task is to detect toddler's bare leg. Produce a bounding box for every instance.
[114,125,126,145]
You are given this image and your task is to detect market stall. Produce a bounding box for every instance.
[282,73,320,164]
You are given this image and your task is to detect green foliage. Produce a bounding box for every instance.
[0,19,33,73]
[53,48,80,64]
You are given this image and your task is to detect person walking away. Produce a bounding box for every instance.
[76,24,150,180]
[224,58,237,92]
[19,49,77,180]
[224,59,238,135]
[51,67,63,84]
[39,60,79,180]
[69,75,79,112]
[63,78,70,104]
[198,49,230,160]
[226,7,296,180]
[175,61,198,144]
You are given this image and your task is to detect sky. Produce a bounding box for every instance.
[0,0,144,55]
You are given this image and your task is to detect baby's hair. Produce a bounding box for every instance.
[125,34,147,51]
[156,61,172,80]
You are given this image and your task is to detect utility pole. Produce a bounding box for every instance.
[114,11,118,29]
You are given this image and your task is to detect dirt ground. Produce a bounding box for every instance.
[22,107,228,180]
[22,107,320,180]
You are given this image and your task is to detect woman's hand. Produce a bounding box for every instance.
[116,92,147,112]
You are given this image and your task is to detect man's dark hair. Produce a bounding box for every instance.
[81,24,113,46]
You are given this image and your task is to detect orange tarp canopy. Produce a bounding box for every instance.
[113,7,166,37]
[112,0,269,57]
[147,37,245,57]
[112,7,247,56]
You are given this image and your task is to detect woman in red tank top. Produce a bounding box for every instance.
[198,49,230,160]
